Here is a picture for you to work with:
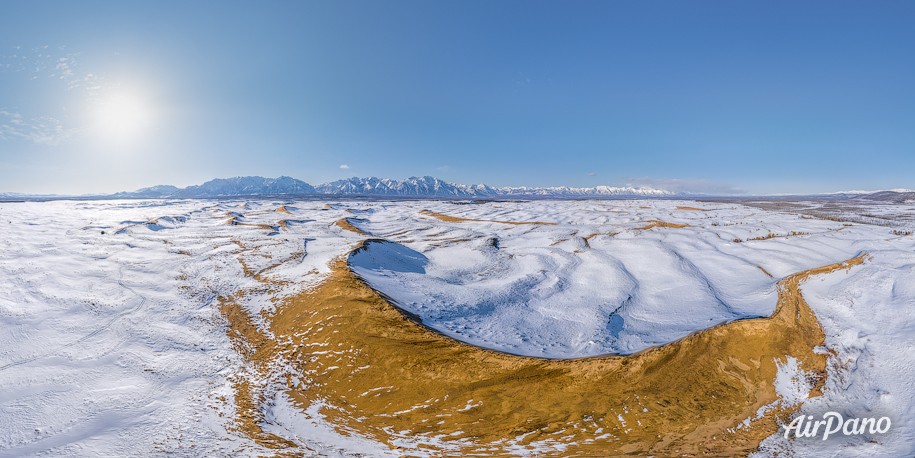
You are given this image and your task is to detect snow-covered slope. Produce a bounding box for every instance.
[347,201,887,357]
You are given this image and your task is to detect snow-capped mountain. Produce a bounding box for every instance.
[315,176,499,197]
[113,185,182,198]
[0,192,64,201]
[855,190,915,203]
[110,175,676,199]
[5,175,915,201]
[116,176,316,198]
[181,176,316,197]
[314,177,673,198]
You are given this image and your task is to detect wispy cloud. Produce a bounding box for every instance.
[0,110,76,146]
[586,171,596,176]
[339,164,350,170]
[2,45,80,87]
[0,45,112,146]
[623,177,747,195]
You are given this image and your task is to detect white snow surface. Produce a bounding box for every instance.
[0,198,912,456]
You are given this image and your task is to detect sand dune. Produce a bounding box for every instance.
[221,231,866,455]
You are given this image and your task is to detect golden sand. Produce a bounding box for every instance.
[636,220,689,230]
[277,206,292,214]
[227,218,278,232]
[580,232,619,248]
[676,206,707,211]
[220,234,866,455]
[420,210,557,226]
[335,218,368,235]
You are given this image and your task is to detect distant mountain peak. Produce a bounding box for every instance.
[105,175,680,199]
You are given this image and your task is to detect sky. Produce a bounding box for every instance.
[1,1,913,195]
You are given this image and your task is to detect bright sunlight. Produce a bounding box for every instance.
[89,88,154,145]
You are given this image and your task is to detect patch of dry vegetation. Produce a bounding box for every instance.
[733,231,809,243]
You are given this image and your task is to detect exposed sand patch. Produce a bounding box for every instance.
[335,217,368,235]
[583,231,620,241]
[227,216,278,233]
[420,210,557,226]
[579,231,619,248]
[637,220,689,230]
[219,237,867,456]
[276,206,292,214]
[676,206,707,211]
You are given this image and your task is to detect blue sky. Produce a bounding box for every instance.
[1,1,913,195]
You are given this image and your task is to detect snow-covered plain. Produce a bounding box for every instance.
[0,198,912,456]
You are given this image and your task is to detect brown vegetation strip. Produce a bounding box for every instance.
[734,231,809,243]
[220,239,867,456]
[420,209,556,226]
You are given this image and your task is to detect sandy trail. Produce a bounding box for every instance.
[221,232,866,455]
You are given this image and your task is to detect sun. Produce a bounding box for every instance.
[90,89,154,145]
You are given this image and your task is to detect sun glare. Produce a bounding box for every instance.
[90,89,154,145]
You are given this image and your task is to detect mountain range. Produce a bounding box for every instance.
[2,176,913,201]
[111,176,678,199]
